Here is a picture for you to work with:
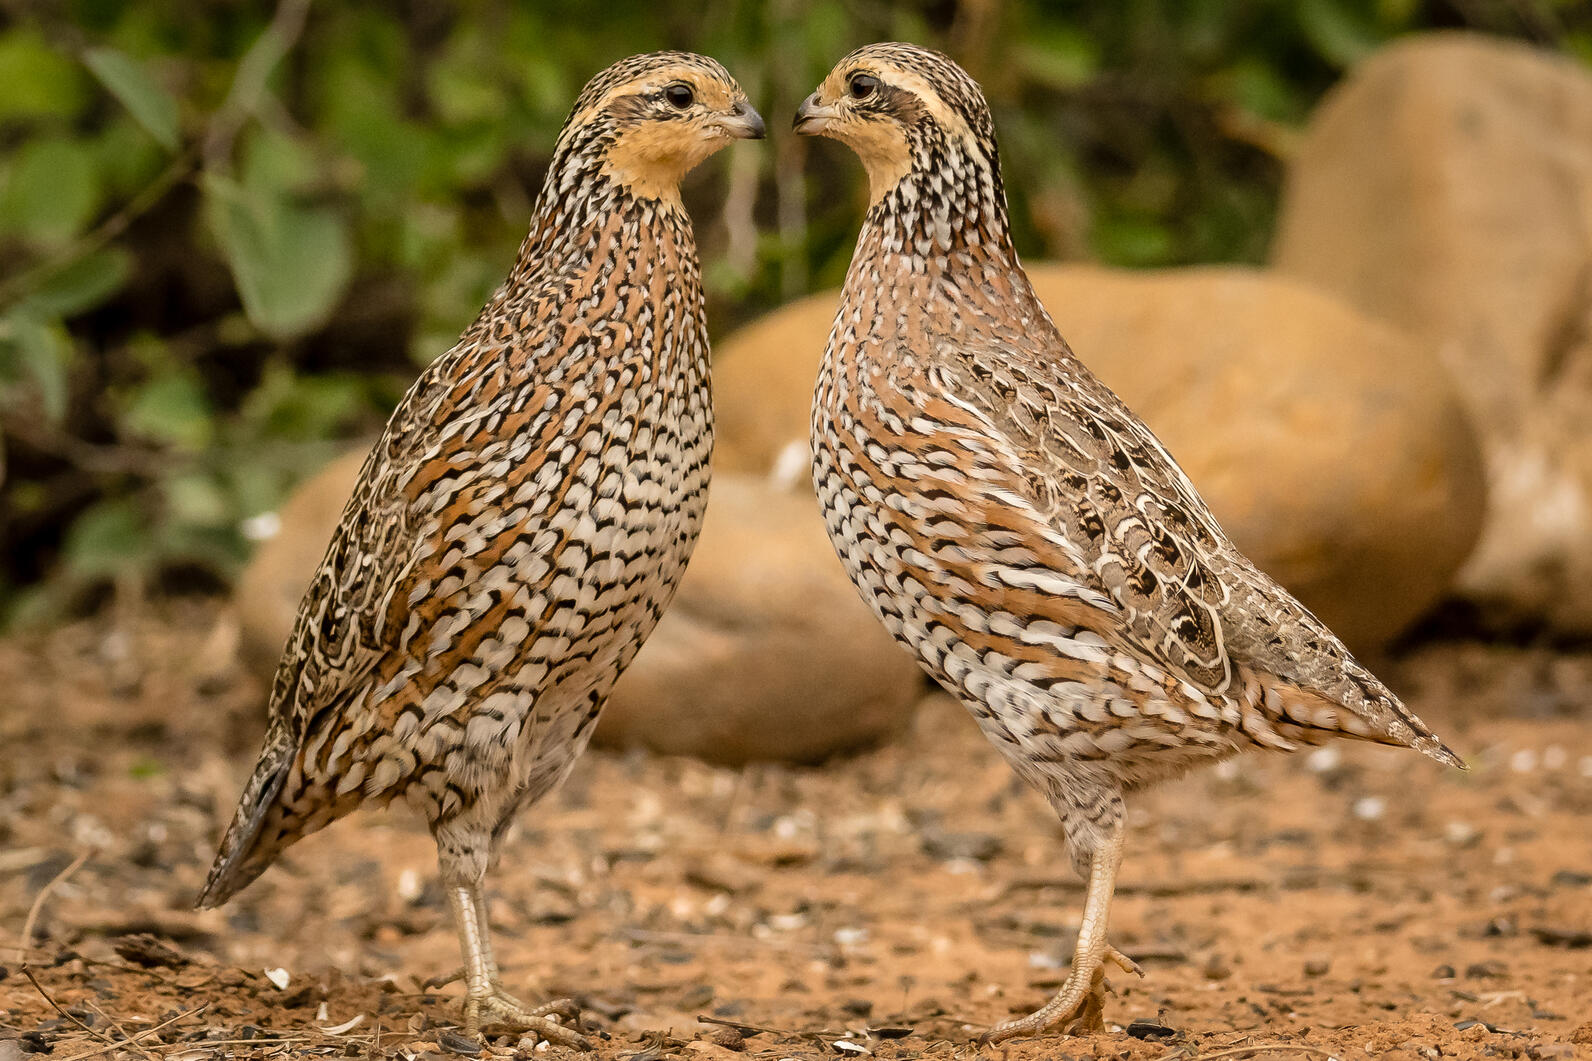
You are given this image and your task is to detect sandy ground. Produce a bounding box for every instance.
[1,601,1589,1060]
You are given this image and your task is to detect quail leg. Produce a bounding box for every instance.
[979,818,1135,1043]
[445,882,590,1049]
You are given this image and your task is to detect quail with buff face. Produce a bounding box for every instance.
[796,42,1460,1042]
[198,52,763,1049]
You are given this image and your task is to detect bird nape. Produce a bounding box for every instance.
[798,41,1462,1043]
[197,51,762,1049]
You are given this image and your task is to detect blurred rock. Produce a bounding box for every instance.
[712,264,1485,653]
[597,473,922,764]
[234,452,921,764]
[234,447,366,681]
[1272,32,1592,634]
[714,294,841,478]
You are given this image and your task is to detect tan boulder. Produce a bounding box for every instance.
[714,295,841,478]
[1271,32,1592,633]
[713,264,1485,652]
[597,473,923,764]
[233,452,922,764]
[233,447,366,681]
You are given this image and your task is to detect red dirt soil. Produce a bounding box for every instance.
[1,602,1589,1060]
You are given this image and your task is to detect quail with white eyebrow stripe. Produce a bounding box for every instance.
[797,42,1461,1042]
[197,52,762,1048]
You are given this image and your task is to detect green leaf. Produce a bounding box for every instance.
[122,369,214,450]
[0,310,73,421]
[162,472,230,525]
[1209,58,1307,125]
[0,138,102,246]
[1297,0,1386,68]
[61,497,150,580]
[0,29,89,121]
[239,362,374,441]
[427,30,506,126]
[22,249,132,318]
[202,174,353,339]
[82,47,180,151]
[241,125,320,195]
[1014,28,1100,91]
[1092,214,1175,267]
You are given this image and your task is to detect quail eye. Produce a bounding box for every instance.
[847,73,879,100]
[664,82,695,109]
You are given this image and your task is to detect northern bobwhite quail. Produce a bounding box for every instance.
[198,52,763,1047]
[795,43,1461,1042]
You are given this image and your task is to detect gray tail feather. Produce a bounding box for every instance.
[195,729,295,909]
[1268,666,1467,771]
[1350,664,1467,771]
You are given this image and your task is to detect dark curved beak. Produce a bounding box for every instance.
[722,101,765,140]
[793,92,838,135]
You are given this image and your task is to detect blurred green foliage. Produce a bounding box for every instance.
[1,0,1590,627]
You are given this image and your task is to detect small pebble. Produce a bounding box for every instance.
[1201,952,1232,980]
[1125,1019,1176,1041]
[1303,957,1331,977]
[1530,1045,1574,1060]
[397,867,424,903]
[703,1026,744,1051]
[438,1029,482,1057]
[1305,747,1342,774]
[1352,796,1386,822]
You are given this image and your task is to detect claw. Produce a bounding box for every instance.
[465,989,590,1050]
[977,942,1128,1043]
[1106,946,1143,978]
[423,967,466,990]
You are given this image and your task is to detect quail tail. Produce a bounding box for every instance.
[1263,667,1466,771]
[195,724,295,909]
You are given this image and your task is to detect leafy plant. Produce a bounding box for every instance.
[1,0,1589,627]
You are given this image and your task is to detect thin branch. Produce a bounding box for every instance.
[0,0,315,311]
[22,966,116,1048]
[696,1014,842,1044]
[82,1000,161,1061]
[1164,1045,1342,1061]
[202,0,314,168]
[0,149,199,310]
[0,416,171,476]
[47,1001,209,1061]
[14,849,92,962]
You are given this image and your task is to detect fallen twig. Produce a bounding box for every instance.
[1163,1044,1342,1061]
[696,1014,841,1044]
[48,1003,214,1061]
[20,965,207,1061]
[83,1000,160,1061]
[15,849,93,962]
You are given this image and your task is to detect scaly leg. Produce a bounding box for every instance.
[444,882,590,1049]
[979,815,1133,1043]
